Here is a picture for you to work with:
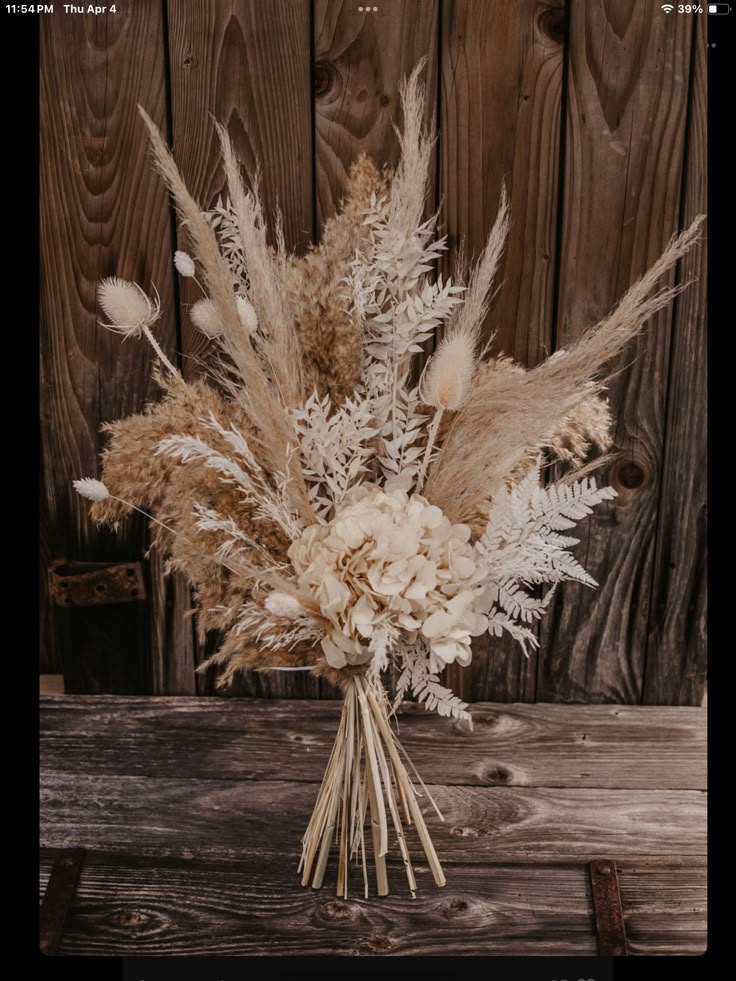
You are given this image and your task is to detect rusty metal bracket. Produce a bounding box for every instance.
[589,859,628,956]
[49,559,146,607]
[40,848,85,956]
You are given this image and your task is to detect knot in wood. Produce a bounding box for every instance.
[450,825,480,838]
[362,934,393,951]
[612,458,649,491]
[443,897,469,917]
[484,764,512,784]
[538,6,566,44]
[111,909,147,929]
[314,62,335,97]
[319,900,358,921]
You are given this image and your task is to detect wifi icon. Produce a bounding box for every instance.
[661,3,674,11]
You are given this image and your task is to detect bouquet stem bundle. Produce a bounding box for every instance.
[299,675,445,897]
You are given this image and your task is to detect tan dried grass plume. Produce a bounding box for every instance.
[425,217,705,525]
[138,107,316,526]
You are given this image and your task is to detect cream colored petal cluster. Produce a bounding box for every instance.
[288,485,488,670]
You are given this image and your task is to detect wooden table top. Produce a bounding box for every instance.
[40,696,706,956]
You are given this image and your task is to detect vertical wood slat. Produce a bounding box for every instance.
[643,16,706,705]
[40,4,185,694]
[440,0,567,702]
[538,4,694,702]
[313,0,439,226]
[166,0,314,697]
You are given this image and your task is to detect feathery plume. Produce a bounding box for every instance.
[73,478,110,502]
[190,298,223,338]
[420,332,478,411]
[174,250,196,278]
[236,295,258,334]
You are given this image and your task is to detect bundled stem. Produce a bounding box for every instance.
[299,674,446,898]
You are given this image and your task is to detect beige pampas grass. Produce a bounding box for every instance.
[452,185,510,352]
[425,216,706,526]
[390,57,435,232]
[138,107,316,526]
[215,121,304,411]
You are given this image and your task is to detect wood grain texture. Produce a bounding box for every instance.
[38,853,705,956]
[619,862,707,956]
[439,0,566,704]
[538,2,694,702]
[39,5,183,695]
[39,854,598,955]
[166,0,316,698]
[167,0,313,369]
[38,697,706,955]
[40,696,706,790]
[643,15,707,705]
[41,770,705,866]
[313,0,439,224]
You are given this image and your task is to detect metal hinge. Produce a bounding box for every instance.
[589,859,628,956]
[48,559,146,607]
[40,848,85,955]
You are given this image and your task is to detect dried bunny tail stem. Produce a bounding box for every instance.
[390,56,435,231]
[138,107,316,525]
[215,121,304,409]
[137,108,251,369]
[74,477,287,589]
[425,216,705,522]
[454,183,510,351]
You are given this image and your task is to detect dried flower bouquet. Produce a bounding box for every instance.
[74,62,703,898]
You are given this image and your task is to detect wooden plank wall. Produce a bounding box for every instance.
[40,0,707,704]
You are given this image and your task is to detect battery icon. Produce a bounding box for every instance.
[708,3,731,12]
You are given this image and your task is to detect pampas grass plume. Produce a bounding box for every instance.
[74,478,110,502]
[190,298,223,338]
[98,277,159,334]
[174,251,196,277]
[420,332,477,410]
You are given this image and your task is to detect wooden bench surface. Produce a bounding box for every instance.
[40,696,706,956]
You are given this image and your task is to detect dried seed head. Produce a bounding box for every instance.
[190,298,223,338]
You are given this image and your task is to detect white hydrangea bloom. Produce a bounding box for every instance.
[288,484,488,670]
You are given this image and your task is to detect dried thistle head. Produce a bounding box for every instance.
[97,277,161,337]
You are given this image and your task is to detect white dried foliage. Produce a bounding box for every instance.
[292,391,378,520]
[392,639,472,723]
[475,468,618,654]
